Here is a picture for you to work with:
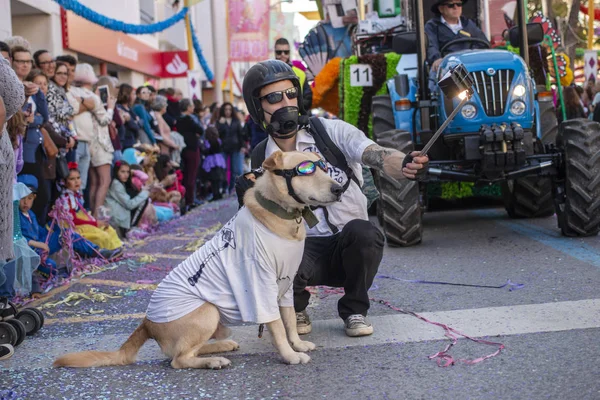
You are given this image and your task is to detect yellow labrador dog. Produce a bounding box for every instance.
[54,151,342,369]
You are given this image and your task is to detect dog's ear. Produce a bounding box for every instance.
[262,151,284,171]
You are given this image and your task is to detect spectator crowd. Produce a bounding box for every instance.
[0,36,266,301]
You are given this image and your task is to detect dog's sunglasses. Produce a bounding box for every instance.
[259,87,299,105]
[443,2,463,8]
[275,50,290,55]
[273,159,328,178]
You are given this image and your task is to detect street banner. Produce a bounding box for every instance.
[229,0,271,61]
[584,50,598,84]
[187,70,203,102]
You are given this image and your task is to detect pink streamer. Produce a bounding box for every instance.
[308,285,504,367]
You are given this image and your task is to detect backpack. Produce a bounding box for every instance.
[251,117,379,206]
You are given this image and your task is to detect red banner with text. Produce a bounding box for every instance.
[228,0,270,62]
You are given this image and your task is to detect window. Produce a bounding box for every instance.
[139,0,155,25]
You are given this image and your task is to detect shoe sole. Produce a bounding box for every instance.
[296,324,312,335]
[345,326,374,337]
[0,344,14,361]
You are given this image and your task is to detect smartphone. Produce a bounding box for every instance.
[98,85,109,107]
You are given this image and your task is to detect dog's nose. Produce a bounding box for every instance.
[330,184,344,197]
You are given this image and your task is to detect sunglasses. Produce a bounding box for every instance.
[273,159,328,178]
[275,50,290,55]
[443,2,463,8]
[259,87,299,105]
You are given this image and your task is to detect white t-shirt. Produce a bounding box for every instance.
[265,118,375,237]
[146,206,304,325]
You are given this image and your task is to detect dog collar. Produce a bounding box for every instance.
[254,191,319,228]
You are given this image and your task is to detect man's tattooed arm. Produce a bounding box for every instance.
[361,144,406,179]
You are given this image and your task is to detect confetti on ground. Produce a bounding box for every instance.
[138,255,158,263]
[183,223,222,252]
[41,288,123,309]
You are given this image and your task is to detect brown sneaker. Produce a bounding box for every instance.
[296,310,312,335]
[344,314,373,337]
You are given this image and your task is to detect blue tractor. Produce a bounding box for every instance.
[371,0,600,246]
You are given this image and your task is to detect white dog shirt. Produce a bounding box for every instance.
[146,206,304,325]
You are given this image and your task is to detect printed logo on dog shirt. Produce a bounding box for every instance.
[187,215,239,286]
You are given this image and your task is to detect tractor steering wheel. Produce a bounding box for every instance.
[440,37,491,57]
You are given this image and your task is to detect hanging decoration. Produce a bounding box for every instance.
[52,0,214,83]
[189,20,214,82]
[53,0,188,34]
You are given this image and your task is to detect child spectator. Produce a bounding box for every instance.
[129,164,175,223]
[105,160,155,237]
[58,163,123,251]
[17,175,120,282]
[154,154,185,202]
[202,127,226,202]
[0,182,40,299]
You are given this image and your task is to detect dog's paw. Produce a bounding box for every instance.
[207,357,232,370]
[291,340,316,352]
[281,351,311,365]
[221,340,240,352]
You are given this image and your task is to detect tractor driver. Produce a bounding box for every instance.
[425,0,489,75]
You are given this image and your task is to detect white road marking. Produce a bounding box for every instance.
[4,299,599,370]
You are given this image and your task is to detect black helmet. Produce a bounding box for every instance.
[243,60,304,126]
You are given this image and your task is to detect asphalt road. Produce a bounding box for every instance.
[1,198,599,400]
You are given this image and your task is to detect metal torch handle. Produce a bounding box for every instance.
[418,95,470,157]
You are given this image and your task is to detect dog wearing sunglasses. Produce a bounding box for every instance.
[54,151,342,370]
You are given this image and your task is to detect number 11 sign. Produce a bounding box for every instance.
[350,64,373,87]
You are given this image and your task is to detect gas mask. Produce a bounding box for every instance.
[264,106,300,139]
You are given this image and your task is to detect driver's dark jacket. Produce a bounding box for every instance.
[425,16,489,65]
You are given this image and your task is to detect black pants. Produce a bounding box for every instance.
[293,219,384,320]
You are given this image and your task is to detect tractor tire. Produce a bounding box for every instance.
[501,178,555,218]
[373,130,423,247]
[555,119,600,237]
[372,95,396,133]
[502,96,557,218]
[372,93,393,227]
[539,95,559,145]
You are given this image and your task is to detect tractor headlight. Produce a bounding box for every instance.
[461,103,477,119]
[510,100,526,116]
[513,84,526,97]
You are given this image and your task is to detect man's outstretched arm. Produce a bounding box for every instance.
[361,144,429,180]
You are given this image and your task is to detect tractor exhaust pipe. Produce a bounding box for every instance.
[414,0,428,102]
[516,0,529,65]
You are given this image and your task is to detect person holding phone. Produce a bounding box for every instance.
[71,64,116,217]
